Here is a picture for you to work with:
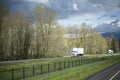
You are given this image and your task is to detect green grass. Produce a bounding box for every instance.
[1,53,119,71]
[0,55,107,71]
[26,59,120,80]
[0,58,98,80]
[0,54,119,80]
[0,57,83,71]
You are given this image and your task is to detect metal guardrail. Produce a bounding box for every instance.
[0,55,120,80]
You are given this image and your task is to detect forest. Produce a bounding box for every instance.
[0,2,120,61]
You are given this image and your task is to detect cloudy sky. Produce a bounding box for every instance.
[1,0,120,27]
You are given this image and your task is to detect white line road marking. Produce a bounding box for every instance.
[109,70,120,80]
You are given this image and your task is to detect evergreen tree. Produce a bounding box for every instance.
[110,36,119,53]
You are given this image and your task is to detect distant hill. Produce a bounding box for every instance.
[101,32,120,41]
[94,20,120,41]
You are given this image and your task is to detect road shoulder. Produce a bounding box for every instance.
[87,62,120,80]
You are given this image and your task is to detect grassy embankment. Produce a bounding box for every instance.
[27,59,120,80]
[0,53,119,71]
[0,57,85,71]
[0,53,119,80]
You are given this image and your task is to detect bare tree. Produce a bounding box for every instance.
[12,12,32,59]
[0,1,9,60]
[35,5,56,58]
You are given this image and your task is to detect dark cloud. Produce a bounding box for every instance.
[1,0,120,20]
[110,15,117,18]
[47,0,120,19]
[98,10,120,20]
[110,20,119,25]
[118,4,120,8]
[1,0,38,14]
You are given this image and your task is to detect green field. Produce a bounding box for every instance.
[26,59,120,80]
[0,57,88,71]
[0,54,120,80]
[0,53,118,71]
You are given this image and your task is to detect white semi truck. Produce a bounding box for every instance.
[71,48,84,57]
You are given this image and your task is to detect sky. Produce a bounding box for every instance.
[1,0,120,27]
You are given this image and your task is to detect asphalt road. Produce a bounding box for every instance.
[111,71,120,80]
[87,62,120,80]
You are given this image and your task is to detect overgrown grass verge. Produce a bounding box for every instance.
[26,59,120,80]
[0,57,83,71]
[0,54,119,71]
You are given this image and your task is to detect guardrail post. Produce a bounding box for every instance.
[77,60,78,66]
[88,59,90,64]
[82,59,84,64]
[72,61,73,67]
[90,58,91,63]
[64,62,65,69]
[92,58,93,63]
[68,61,70,68]
[48,64,50,73]
[75,60,77,66]
[59,62,61,70]
[87,59,88,64]
[23,68,25,79]
[81,59,83,65]
[76,60,78,66]
[78,60,80,66]
[93,58,95,63]
[54,63,56,71]
[41,65,42,75]
[12,69,14,80]
[86,59,87,64]
[84,59,85,64]
[83,59,85,64]
[33,66,35,76]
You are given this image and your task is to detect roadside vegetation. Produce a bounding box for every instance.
[0,54,119,80]
[0,57,81,71]
[0,56,103,71]
[0,54,119,71]
[26,59,120,80]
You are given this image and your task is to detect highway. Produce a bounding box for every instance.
[87,62,120,80]
[110,70,120,80]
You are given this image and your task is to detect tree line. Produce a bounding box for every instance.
[65,25,120,55]
[0,2,119,61]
